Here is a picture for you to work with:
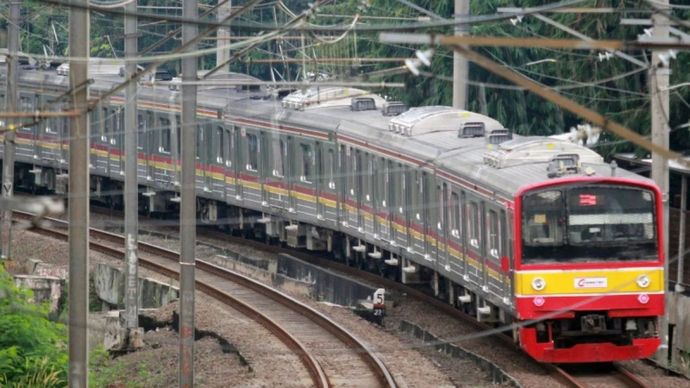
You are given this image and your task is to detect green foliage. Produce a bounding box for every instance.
[310,0,690,157]
[3,0,688,157]
[0,265,67,386]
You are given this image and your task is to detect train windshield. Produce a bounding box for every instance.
[521,185,658,263]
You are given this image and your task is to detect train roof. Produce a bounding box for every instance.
[15,69,655,198]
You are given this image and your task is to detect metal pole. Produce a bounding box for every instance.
[677,175,687,292]
[179,0,198,386]
[1,1,20,260]
[650,0,671,365]
[452,0,469,109]
[68,0,90,386]
[124,0,141,346]
[216,0,232,72]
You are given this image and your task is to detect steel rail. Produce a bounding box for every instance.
[17,211,397,388]
[551,363,652,388]
[16,212,329,388]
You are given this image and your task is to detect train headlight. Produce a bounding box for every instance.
[531,277,546,291]
[636,274,650,288]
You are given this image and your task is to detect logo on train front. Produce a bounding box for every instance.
[574,277,607,289]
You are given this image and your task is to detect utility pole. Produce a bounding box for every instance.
[123,0,142,348]
[452,0,469,110]
[217,0,232,72]
[68,0,90,386]
[179,0,198,386]
[1,1,20,260]
[650,0,671,366]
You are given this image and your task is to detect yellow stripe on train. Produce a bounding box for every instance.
[515,267,664,296]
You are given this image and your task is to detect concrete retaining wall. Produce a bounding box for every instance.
[277,254,375,307]
[93,263,178,308]
[13,274,63,313]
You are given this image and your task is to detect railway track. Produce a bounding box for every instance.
[16,211,397,388]
[46,205,674,386]
[550,363,651,388]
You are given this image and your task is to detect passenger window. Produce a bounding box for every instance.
[438,184,446,230]
[450,192,461,238]
[216,127,224,164]
[196,126,203,160]
[246,132,258,171]
[488,210,501,258]
[326,149,335,189]
[468,201,480,249]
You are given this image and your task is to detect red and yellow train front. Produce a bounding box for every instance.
[514,178,664,363]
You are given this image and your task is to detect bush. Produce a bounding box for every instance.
[0,265,67,385]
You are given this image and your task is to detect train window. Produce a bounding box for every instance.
[398,166,406,214]
[159,117,171,153]
[246,132,258,171]
[468,201,480,249]
[413,172,422,222]
[326,149,335,189]
[216,127,224,164]
[438,184,446,230]
[300,143,314,183]
[488,210,501,258]
[196,125,203,160]
[450,192,461,238]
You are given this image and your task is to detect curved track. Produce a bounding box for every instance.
[17,212,397,388]
[551,363,651,388]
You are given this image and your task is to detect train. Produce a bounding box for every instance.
[0,67,664,363]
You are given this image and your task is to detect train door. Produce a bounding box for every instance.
[392,162,409,248]
[374,156,391,242]
[344,147,360,232]
[93,105,110,173]
[266,134,287,210]
[435,181,449,272]
[239,127,262,207]
[135,112,145,180]
[319,145,338,226]
[293,140,317,218]
[410,170,425,257]
[16,93,37,161]
[195,122,206,194]
[107,107,124,178]
[466,195,483,285]
[209,124,226,198]
[136,111,148,181]
[361,152,375,236]
[153,113,174,187]
[447,189,464,277]
[486,206,509,301]
[42,97,62,164]
[223,125,238,203]
[172,114,181,188]
[424,173,439,262]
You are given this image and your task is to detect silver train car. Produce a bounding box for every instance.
[0,69,665,363]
